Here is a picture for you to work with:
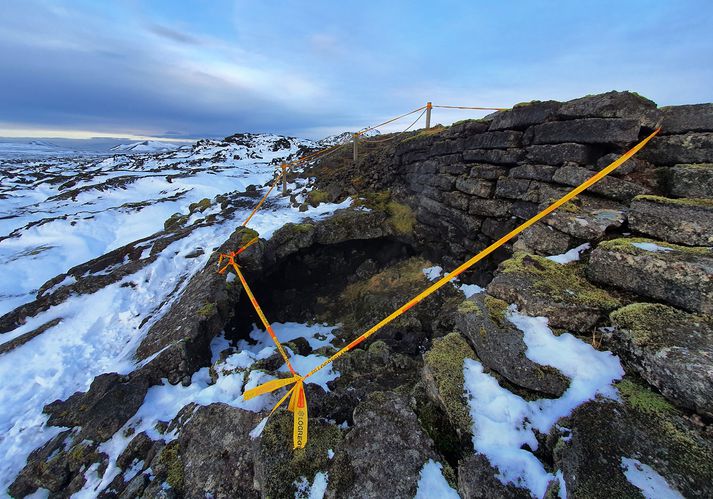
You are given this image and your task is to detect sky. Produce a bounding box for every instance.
[1,0,712,141]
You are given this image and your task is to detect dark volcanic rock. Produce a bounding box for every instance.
[666,163,713,199]
[557,91,658,121]
[487,252,620,332]
[659,103,713,134]
[554,384,713,499]
[327,391,439,499]
[458,454,532,499]
[179,403,260,499]
[640,132,713,164]
[525,143,599,165]
[454,294,570,396]
[587,238,713,314]
[488,100,561,131]
[552,164,650,202]
[463,130,523,149]
[515,222,573,256]
[540,196,626,241]
[629,195,713,246]
[610,303,713,417]
[529,118,641,145]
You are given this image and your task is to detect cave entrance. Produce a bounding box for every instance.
[224,237,416,343]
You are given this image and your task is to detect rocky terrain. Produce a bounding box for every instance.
[1,91,712,498]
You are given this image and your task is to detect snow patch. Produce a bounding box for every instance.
[632,242,674,253]
[294,471,329,499]
[546,243,591,264]
[464,307,624,498]
[621,457,683,499]
[414,459,459,499]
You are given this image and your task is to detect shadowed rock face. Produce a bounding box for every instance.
[5,91,713,498]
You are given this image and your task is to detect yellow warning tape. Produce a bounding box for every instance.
[241,127,661,449]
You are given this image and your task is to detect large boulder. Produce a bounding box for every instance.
[540,196,626,241]
[557,91,658,121]
[528,118,641,145]
[629,195,713,246]
[553,380,713,498]
[488,100,561,131]
[640,132,713,164]
[609,303,713,417]
[552,164,650,202]
[659,103,713,134]
[327,391,439,498]
[178,403,261,498]
[515,222,573,256]
[666,163,713,199]
[525,143,599,165]
[587,238,713,314]
[487,252,621,332]
[454,294,570,397]
[463,131,523,149]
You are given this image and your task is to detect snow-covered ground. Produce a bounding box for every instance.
[0,133,343,493]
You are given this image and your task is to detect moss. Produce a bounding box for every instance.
[423,333,476,436]
[239,227,259,246]
[340,257,429,304]
[616,379,675,416]
[635,194,713,208]
[598,237,712,256]
[197,302,217,319]
[386,201,415,235]
[559,199,582,213]
[483,295,508,327]
[259,412,342,498]
[609,302,704,348]
[353,190,391,211]
[401,125,446,142]
[287,223,315,234]
[158,440,184,493]
[163,212,189,231]
[500,252,620,310]
[188,197,212,213]
[457,299,480,314]
[307,189,330,207]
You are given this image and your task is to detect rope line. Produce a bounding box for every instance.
[434,104,509,111]
[241,127,662,449]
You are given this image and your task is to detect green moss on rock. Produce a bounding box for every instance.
[616,379,675,416]
[483,295,508,327]
[423,333,476,436]
[307,189,330,207]
[609,302,704,349]
[197,302,217,319]
[635,194,713,208]
[597,237,712,256]
[159,440,184,493]
[163,212,189,231]
[500,252,620,310]
[386,201,415,235]
[189,197,212,213]
[239,227,259,246]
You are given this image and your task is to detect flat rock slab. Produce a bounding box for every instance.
[610,303,713,417]
[666,163,713,199]
[542,196,626,241]
[454,294,570,396]
[528,118,641,145]
[629,195,713,246]
[552,164,649,202]
[487,252,620,332]
[587,238,713,314]
[640,132,713,165]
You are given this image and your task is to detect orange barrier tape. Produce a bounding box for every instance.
[218,252,296,375]
[241,128,661,449]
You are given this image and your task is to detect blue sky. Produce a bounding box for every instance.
[1,0,712,140]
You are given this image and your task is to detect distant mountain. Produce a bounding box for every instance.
[109,140,182,153]
[318,129,381,147]
[0,140,77,158]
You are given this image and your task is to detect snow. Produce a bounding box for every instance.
[250,418,269,439]
[422,265,443,280]
[109,140,181,153]
[621,458,683,499]
[459,283,484,298]
[0,134,352,494]
[545,243,591,264]
[414,459,460,499]
[327,449,334,459]
[463,306,624,498]
[632,242,674,253]
[294,472,329,499]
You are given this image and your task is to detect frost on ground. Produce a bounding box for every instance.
[464,306,624,498]
[414,459,459,499]
[0,135,354,493]
[620,457,684,499]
